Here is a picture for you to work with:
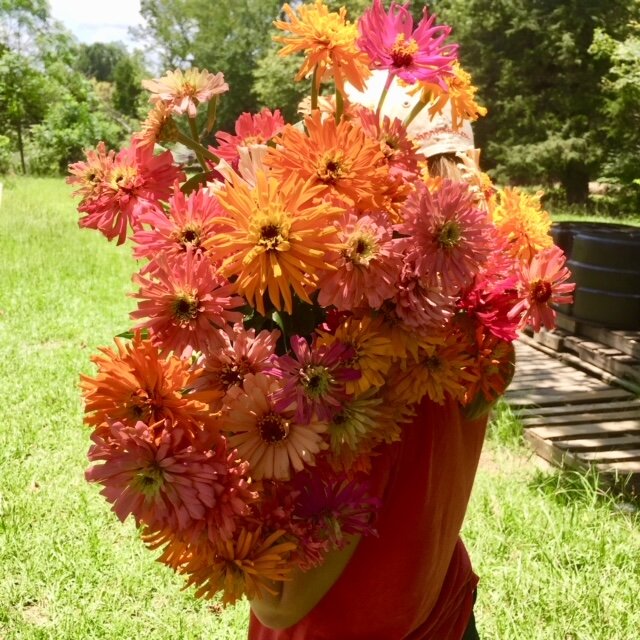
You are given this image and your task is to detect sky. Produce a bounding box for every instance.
[48,0,145,49]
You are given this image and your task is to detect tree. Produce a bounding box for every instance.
[136,0,283,132]
[429,0,639,203]
[76,41,127,82]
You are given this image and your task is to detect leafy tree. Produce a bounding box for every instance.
[76,41,127,82]
[429,0,638,203]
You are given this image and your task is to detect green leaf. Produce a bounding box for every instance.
[180,171,210,195]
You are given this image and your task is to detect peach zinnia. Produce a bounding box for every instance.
[265,111,388,211]
[224,373,328,481]
[206,170,342,315]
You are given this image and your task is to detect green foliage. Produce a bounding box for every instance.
[430,0,639,204]
[76,41,127,82]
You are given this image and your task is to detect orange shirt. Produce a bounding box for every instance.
[249,396,487,640]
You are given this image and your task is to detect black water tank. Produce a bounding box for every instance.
[550,221,640,330]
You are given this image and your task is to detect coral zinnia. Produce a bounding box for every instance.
[265,110,388,212]
[273,0,371,93]
[357,0,457,86]
[73,141,183,245]
[142,68,229,118]
[131,250,244,356]
[317,211,404,311]
[224,373,328,481]
[206,170,342,315]
[269,335,360,424]
[132,185,224,265]
[80,331,217,434]
[67,141,115,203]
[397,179,493,294]
[215,109,285,164]
[509,245,575,332]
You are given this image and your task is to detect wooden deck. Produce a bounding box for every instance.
[506,340,640,491]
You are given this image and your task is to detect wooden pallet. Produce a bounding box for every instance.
[507,341,640,492]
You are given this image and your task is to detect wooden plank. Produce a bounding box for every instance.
[514,399,640,418]
[527,420,640,440]
[596,461,640,474]
[507,388,632,408]
[577,449,640,462]
[554,435,640,451]
[523,430,585,470]
[521,409,640,427]
[509,381,606,393]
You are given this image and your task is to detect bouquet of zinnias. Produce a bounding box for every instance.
[69,0,574,605]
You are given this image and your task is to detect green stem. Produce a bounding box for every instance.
[174,130,220,165]
[335,88,344,123]
[376,71,394,122]
[311,66,319,111]
[205,95,219,134]
[403,99,428,129]
[188,117,208,171]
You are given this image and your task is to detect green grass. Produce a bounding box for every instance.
[1,177,638,639]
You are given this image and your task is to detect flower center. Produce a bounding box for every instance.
[317,152,346,184]
[391,34,419,68]
[437,221,462,249]
[347,232,377,266]
[177,224,202,248]
[171,292,199,322]
[110,166,138,191]
[257,411,290,443]
[425,355,443,372]
[302,365,332,399]
[259,223,284,250]
[132,465,164,497]
[531,279,552,303]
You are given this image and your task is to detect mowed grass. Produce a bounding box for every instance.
[0,177,638,639]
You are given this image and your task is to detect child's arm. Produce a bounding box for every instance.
[250,535,361,630]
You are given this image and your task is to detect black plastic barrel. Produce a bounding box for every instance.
[550,222,640,329]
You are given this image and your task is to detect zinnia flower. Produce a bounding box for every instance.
[206,170,342,315]
[265,111,388,211]
[397,179,493,294]
[194,324,281,402]
[181,527,297,604]
[67,141,114,203]
[142,68,229,118]
[357,0,457,86]
[73,141,184,245]
[509,245,575,331]
[318,314,394,395]
[273,0,371,93]
[215,109,285,164]
[317,211,404,311]
[491,187,554,262]
[133,103,179,147]
[132,186,225,264]
[224,373,328,481]
[86,422,241,536]
[80,331,218,434]
[131,250,244,356]
[269,335,360,424]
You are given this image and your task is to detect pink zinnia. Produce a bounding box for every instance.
[268,336,360,424]
[86,422,250,540]
[67,141,115,204]
[131,250,244,356]
[397,180,494,294]
[317,212,403,311]
[75,141,184,245]
[393,261,456,331]
[224,373,328,481]
[353,107,419,178]
[357,0,457,85]
[132,185,225,265]
[193,323,281,402]
[215,109,285,164]
[508,245,575,332]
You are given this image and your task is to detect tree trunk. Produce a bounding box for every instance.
[17,121,26,174]
[563,160,589,205]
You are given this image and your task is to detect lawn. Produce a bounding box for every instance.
[0,176,638,640]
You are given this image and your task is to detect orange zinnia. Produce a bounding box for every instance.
[265,111,388,212]
[205,170,342,315]
[274,0,371,93]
